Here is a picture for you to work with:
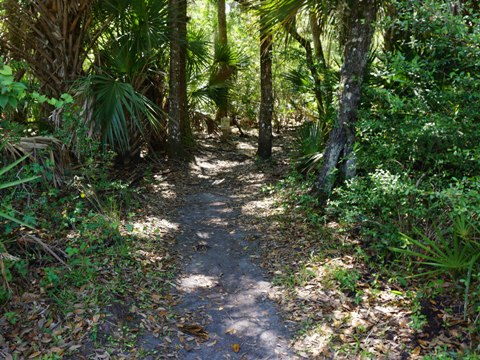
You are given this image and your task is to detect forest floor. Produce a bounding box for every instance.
[1,131,476,359]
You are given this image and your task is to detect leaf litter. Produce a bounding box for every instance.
[1,131,478,358]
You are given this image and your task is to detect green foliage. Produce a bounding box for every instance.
[4,311,18,325]
[0,152,39,302]
[328,0,480,257]
[0,153,39,229]
[82,0,169,157]
[393,217,479,277]
[76,74,160,156]
[294,121,327,173]
[273,264,316,289]
[0,63,27,111]
[191,42,249,110]
[327,170,423,250]
[359,0,480,180]
[327,0,480,314]
[392,216,480,318]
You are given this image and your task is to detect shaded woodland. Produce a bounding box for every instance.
[0,0,479,358]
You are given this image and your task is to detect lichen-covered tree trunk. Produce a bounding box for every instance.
[168,0,190,158]
[315,0,376,201]
[257,22,273,160]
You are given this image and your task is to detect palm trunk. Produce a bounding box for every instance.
[168,0,189,158]
[257,19,273,160]
[315,0,376,201]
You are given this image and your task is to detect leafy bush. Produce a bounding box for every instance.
[0,62,27,111]
[327,0,480,250]
[359,0,480,181]
[327,172,480,251]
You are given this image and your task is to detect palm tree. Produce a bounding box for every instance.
[209,0,235,133]
[77,0,169,162]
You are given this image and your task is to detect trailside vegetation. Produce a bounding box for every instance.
[0,0,479,357]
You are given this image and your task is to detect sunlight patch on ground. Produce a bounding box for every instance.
[236,141,256,152]
[295,324,333,358]
[240,198,276,217]
[132,217,180,237]
[196,231,210,239]
[206,217,230,226]
[177,274,219,292]
[134,250,166,267]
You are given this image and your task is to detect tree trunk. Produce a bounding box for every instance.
[217,0,228,44]
[314,0,376,201]
[285,22,325,120]
[168,0,190,158]
[212,0,230,134]
[257,19,273,160]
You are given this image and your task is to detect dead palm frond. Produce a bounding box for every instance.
[2,136,69,187]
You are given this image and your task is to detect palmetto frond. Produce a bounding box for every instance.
[259,0,338,35]
[85,0,169,158]
[97,0,170,56]
[284,68,314,93]
[76,74,160,156]
[187,29,212,78]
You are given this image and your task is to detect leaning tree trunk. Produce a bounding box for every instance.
[315,0,376,201]
[257,14,273,160]
[168,0,190,158]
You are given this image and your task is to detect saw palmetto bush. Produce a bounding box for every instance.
[76,74,160,160]
[76,0,170,161]
[190,42,248,111]
[294,120,327,174]
[392,216,480,318]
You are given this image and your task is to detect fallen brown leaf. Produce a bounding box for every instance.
[177,323,209,341]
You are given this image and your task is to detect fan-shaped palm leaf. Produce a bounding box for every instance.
[294,120,328,173]
[187,29,212,77]
[77,74,160,155]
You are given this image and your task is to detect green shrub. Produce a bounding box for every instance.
[359,0,480,181]
[327,172,480,250]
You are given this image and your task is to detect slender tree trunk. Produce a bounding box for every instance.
[212,0,230,133]
[286,18,333,122]
[315,0,376,201]
[309,12,326,67]
[309,12,333,116]
[257,19,273,160]
[168,0,190,158]
[217,0,228,44]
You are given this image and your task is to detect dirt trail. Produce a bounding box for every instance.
[168,136,295,359]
